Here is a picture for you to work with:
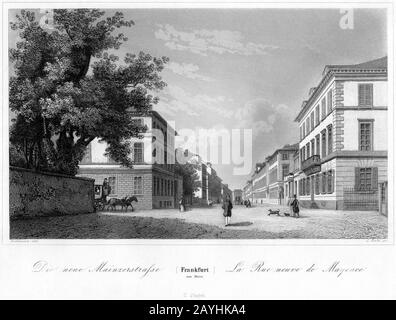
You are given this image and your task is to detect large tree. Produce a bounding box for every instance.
[9,9,168,175]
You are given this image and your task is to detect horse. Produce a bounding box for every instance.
[122,196,138,211]
[107,196,138,211]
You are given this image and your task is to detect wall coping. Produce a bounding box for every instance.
[10,166,95,182]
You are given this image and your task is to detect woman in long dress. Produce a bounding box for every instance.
[179,196,185,212]
[290,194,300,218]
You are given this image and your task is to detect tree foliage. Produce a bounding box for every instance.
[9,9,168,175]
[174,161,201,198]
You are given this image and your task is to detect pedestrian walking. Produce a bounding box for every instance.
[290,194,300,218]
[222,196,233,226]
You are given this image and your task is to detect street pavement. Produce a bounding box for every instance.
[102,203,388,239]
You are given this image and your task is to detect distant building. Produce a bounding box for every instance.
[293,56,388,209]
[222,183,232,200]
[250,144,299,205]
[232,189,243,204]
[242,180,253,203]
[78,110,183,210]
[186,151,227,205]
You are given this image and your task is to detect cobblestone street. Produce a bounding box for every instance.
[10,203,387,239]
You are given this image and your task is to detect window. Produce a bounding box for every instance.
[355,167,378,191]
[302,122,306,137]
[310,112,314,131]
[134,176,143,195]
[358,83,373,108]
[282,164,289,179]
[108,176,116,195]
[315,135,320,156]
[153,178,157,196]
[327,170,334,193]
[306,177,310,195]
[132,118,144,127]
[161,179,164,196]
[321,129,327,158]
[315,174,320,195]
[321,172,327,194]
[282,153,289,160]
[327,125,333,154]
[321,98,326,120]
[306,143,310,158]
[300,126,302,140]
[305,119,309,135]
[327,89,333,114]
[315,105,320,126]
[311,139,315,156]
[133,142,144,163]
[359,120,373,151]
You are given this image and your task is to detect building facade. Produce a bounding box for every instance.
[242,181,253,203]
[232,189,243,204]
[186,152,227,205]
[251,144,299,205]
[78,110,183,210]
[293,56,388,209]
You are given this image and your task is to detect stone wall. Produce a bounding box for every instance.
[10,166,94,219]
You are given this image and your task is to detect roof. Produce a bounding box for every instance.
[324,56,387,73]
[129,109,178,135]
[266,143,299,161]
[295,56,387,122]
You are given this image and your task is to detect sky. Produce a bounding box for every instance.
[8,8,387,190]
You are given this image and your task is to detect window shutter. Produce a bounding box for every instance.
[355,167,360,191]
[367,84,373,106]
[372,167,378,190]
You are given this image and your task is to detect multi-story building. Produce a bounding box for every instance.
[283,150,301,204]
[294,56,387,209]
[251,144,299,205]
[78,110,183,210]
[207,163,223,203]
[222,183,232,200]
[187,152,227,205]
[232,189,243,204]
[242,181,253,202]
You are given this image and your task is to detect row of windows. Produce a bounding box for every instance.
[300,84,375,141]
[300,125,333,161]
[104,176,143,195]
[268,168,278,184]
[300,120,374,162]
[153,177,176,197]
[159,200,173,208]
[296,166,378,196]
[298,170,335,196]
[300,89,333,140]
